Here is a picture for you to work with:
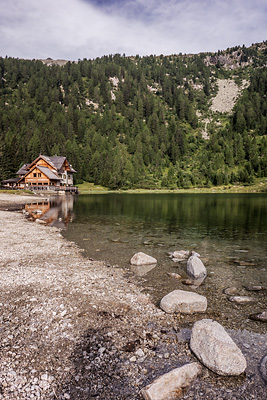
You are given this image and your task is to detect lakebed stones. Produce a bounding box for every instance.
[190,319,247,376]
[160,289,207,314]
[249,310,267,322]
[187,255,207,279]
[141,362,202,400]
[130,252,157,266]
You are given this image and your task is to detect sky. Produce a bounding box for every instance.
[0,0,266,60]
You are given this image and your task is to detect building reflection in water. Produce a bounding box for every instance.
[24,195,75,228]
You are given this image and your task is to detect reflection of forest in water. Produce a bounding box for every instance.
[24,195,76,229]
[72,193,267,242]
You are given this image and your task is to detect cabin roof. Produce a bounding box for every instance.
[2,178,20,183]
[36,166,61,180]
[16,164,30,175]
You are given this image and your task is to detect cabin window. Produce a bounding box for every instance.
[38,183,42,186]
[38,173,41,177]
[33,173,37,177]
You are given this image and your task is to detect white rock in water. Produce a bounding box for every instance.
[130,252,157,265]
[141,362,202,400]
[160,290,207,314]
[187,255,207,279]
[228,296,256,304]
[170,250,189,260]
[190,319,247,376]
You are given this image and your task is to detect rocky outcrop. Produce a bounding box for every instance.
[187,255,207,279]
[190,319,247,376]
[160,290,207,314]
[141,362,202,400]
[130,252,157,266]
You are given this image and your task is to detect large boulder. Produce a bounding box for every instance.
[187,255,207,279]
[160,289,207,314]
[130,252,157,266]
[141,362,202,400]
[190,319,247,376]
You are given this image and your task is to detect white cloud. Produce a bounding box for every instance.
[0,0,266,60]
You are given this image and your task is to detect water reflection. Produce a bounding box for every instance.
[24,195,75,229]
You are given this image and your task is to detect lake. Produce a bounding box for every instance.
[25,192,267,333]
[61,192,267,332]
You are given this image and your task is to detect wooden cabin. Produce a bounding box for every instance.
[2,155,76,190]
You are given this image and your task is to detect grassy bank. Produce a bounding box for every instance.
[77,178,267,194]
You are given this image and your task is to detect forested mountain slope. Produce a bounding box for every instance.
[1,42,267,189]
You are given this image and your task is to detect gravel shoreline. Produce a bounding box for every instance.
[0,193,266,399]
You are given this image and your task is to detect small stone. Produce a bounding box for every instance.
[245,285,266,292]
[130,356,137,362]
[135,348,145,357]
[223,287,238,295]
[228,296,257,304]
[130,252,157,265]
[167,272,182,280]
[249,310,267,322]
[169,250,189,260]
[98,347,106,354]
[141,362,202,400]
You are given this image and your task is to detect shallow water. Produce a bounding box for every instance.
[62,193,267,332]
[25,192,267,333]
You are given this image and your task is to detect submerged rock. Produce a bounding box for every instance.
[160,289,207,314]
[130,252,157,266]
[223,287,239,295]
[187,255,207,279]
[190,319,247,376]
[249,310,267,322]
[245,285,267,292]
[141,362,202,400]
[167,272,182,280]
[169,250,189,262]
[228,296,257,304]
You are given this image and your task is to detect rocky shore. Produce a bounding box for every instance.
[0,193,266,399]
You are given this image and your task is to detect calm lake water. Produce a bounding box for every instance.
[27,192,267,332]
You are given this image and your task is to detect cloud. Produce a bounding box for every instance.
[0,0,266,60]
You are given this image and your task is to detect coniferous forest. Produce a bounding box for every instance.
[1,42,267,189]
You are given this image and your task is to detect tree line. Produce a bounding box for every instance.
[0,43,267,189]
